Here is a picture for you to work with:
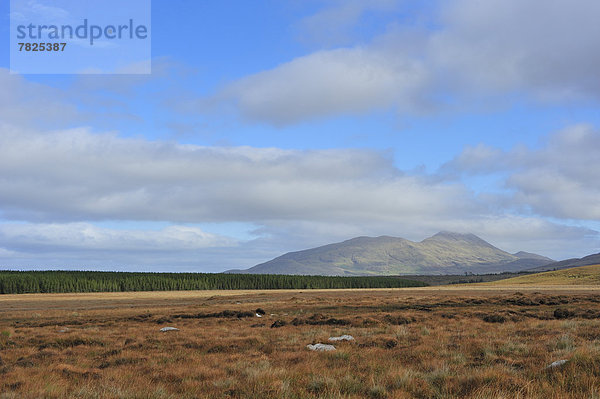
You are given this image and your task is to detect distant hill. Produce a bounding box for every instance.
[486,264,600,286]
[528,252,600,272]
[230,231,553,276]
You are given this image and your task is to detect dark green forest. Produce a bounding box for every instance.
[0,270,427,294]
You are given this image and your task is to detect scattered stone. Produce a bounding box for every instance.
[547,359,569,369]
[159,327,179,332]
[255,308,266,315]
[255,313,263,318]
[328,335,354,342]
[307,343,336,352]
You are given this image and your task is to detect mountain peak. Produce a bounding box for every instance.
[426,231,484,243]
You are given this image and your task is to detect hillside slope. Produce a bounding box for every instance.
[528,253,600,272]
[234,232,553,276]
[486,264,600,286]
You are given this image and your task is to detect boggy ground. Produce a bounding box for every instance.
[1,288,600,398]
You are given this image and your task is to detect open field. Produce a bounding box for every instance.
[1,287,600,398]
[484,264,600,286]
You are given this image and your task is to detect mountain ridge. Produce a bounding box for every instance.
[528,252,600,272]
[230,232,554,276]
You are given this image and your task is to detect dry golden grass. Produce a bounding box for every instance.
[484,264,600,286]
[1,287,600,398]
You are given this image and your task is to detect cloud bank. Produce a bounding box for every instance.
[1,117,598,267]
[0,122,472,224]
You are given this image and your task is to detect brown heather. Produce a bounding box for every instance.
[1,287,600,398]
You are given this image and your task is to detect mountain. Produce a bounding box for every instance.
[528,252,600,272]
[232,231,554,276]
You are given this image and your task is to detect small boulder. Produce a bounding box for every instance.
[255,313,263,318]
[328,335,355,342]
[307,343,336,351]
[159,327,179,332]
[546,359,568,369]
[255,308,266,315]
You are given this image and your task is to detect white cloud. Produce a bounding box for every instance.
[0,223,233,252]
[431,0,600,100]
[0,222,240,272]
[0,247,19,258]
[10,0,70,24]
[0,70,79,128]
[296,0,401,47]
[208,0,600,125]
[217,47,429,125]
[0,122,471,224]
[444,124,600,220]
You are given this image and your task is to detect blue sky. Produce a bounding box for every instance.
[1,0,599,272]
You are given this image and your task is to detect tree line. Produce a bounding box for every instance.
[0,270,427,294]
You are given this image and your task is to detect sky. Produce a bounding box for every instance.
[0,0,599,272]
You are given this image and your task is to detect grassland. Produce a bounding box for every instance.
[485,264,600,286]
[1,286,600,398]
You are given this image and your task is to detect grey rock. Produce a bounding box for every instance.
[159,327,179,332]
[328,335,355,342]
[307,343,336,351]
[547,359,568,369]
